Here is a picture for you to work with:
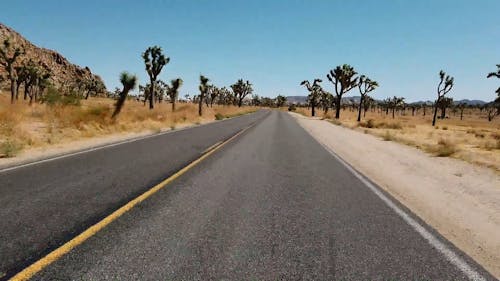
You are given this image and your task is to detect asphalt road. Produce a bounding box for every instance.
[0,110,268,280]
[1,110,496,280]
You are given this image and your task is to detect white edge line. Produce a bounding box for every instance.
[0,111,259,173]
[307,128,487,281]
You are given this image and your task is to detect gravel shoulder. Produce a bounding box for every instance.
[291,112,500,278]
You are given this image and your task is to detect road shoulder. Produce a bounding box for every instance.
[290,112,500,278]
[0,112,252,171]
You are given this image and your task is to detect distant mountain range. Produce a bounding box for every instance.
[286,96,489,106]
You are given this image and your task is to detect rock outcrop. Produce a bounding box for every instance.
[0,22,105,91]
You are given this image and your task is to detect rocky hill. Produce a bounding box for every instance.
[0,22,105,91]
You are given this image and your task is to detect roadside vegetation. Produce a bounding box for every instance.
[0,41,268,158]
[294,64,500,171]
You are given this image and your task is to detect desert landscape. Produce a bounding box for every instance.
[1,1,500,280]
[0,22,259,164]
[0,94,256,162]
[293,105,500,171]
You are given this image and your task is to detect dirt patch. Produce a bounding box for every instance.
[291,112,500,278]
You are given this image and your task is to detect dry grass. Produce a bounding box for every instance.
[295,106,500,171]
[0,94,257,158]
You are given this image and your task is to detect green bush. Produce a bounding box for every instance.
[61,92,82,106]
[288,104,296,111]
[215,113,224,120]
[42,87,61,105]
[0,139,23,158]
[42,87,81,106]
[359,119,375,128]
[88,105,108,116]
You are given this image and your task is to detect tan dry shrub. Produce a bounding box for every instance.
[431,138,458,157]
[382,131,396,141]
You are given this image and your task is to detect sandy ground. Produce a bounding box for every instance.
[0,120,203,170]
[290,112,500,278]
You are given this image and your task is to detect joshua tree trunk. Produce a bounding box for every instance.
[487,110,494,122]
[149,80,154,109]
[432,102,439,126]
[172,100,176,112]
[334,97,341,119]
[28,88,34,106]
[357,95,363,122]
[392,108,395,119]
[460,109,464,120]
[440,107,446,119]
[311,101,315,117]
[198,96,203,116]
[24,83,28,100]
[15,82,21,100]
[112,90,127,119]
[10,77,16,104]
[423,106,426,116]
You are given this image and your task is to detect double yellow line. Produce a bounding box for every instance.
[10,123,257,281]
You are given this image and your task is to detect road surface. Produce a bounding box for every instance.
[0,110,267,279]
[1,110,496,280]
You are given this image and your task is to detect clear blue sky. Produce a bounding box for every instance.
[2,0,499,102]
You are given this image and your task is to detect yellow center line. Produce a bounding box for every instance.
[201,141,223,154]
[10,124,255,281]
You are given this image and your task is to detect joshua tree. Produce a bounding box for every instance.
[432,70,454,126]
[457,103,466,120]
[0,38,25,103]
[275,95,287,107]
[486,105,498,121]
[138,84,148,105]
[409,104,417,116]
[251,94,261,106]
[112,72,138,119]
[31,67,50,104]
[363,95,374,117]
[218,87,233,105]
[319,89,333,115]
[487,64,500,118]
[326,64,359,119]
[487,64,500,83]
[19,60,51,105]
[437,97,453,119]
[357,75,378,121]
[300,79,322,116]
[198,75,209,116]
[83,76,105,99]
[208,85,220,107]
[15,64,29,100]
[142,46,169,109]
[167,78,183,111]
[389,96,405,118]
[231,79,253,107]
